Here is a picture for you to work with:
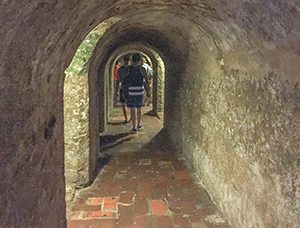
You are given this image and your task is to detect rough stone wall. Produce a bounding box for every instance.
[155,53,165,113]
[169,70,300,227]
[164,3,300,227]
[203,74,300,227]
[64,74,89,204]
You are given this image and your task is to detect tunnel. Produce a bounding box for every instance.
[0,1,299,227]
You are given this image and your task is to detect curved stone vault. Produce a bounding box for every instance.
[96,43,165,128]
[64,40,165,208]
[0,1,299,227]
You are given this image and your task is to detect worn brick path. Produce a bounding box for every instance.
[68,108,230,228]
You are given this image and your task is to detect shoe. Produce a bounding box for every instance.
[123,119,132,126]
[130,128,138,134]
[137,125,144,131]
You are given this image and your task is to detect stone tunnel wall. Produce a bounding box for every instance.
[168,69,300,227]
[165,9,300,228]
[64,73,89,204]
[155,53,165,114]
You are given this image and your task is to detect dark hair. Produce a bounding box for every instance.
[124,55,130,63]
[132,53,141,63]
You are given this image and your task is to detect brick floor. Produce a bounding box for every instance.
[67,108,230,228]
[150,200,169,216]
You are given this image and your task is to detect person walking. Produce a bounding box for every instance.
[141,56,153,79]
[141,56,153,107]
[126,53,151,134]
[116,55,131,124]
[113,61,121,105]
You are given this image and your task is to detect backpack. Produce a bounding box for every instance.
[118,66,130,97]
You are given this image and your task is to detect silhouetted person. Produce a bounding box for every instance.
[126,53,151,134]
[113,61,121,105]
[141,56,153,78]
[141,56,153,107]
[116,55,131,124]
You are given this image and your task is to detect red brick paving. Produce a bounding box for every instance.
[150,200,169,216]
[103,203,117,212]
[119,191,135,205]
[86,197,104,206]
[67,108,230,228]
[86,211,115,219]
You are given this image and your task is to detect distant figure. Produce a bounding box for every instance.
[126,53,151,134]
[141,56,153,79]
[141,56,153,106]
[113,61,121,104]
[116,55,131,124]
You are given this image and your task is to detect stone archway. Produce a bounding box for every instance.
[63,17,121,208]
[106,50,156,128]
[103,45,166,125]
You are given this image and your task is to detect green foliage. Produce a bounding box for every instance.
[65,29,102,76]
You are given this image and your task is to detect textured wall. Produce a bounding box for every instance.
[64,74,89,205]
[168,71,300,227]
[164,2,300,226]
[1,0,299,227]
[155,53,165,114]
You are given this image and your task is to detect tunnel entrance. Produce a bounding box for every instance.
[111,54,155,111]
[105,47,166,129]
[62,12,221,225]
[63,39,229,226]
[99,50,167,165]
[63,19,168,211]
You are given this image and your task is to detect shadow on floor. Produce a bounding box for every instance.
[101,137,134,151]
[108,121,128,126]
[95,113,168,174]
[92,155,112,181]
[100,133,131,147]
[144,110,159,117]
[91,133,134,179]
[142,129,174,151]
[91,127,176,194]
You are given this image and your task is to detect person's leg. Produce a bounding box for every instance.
[130,108,138,134]
[130,108,137,129]
[137,95,144,130]
[122,104,128,122]
[120,89,128,122]
[114,80,118,105]
[137,108,142,127]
